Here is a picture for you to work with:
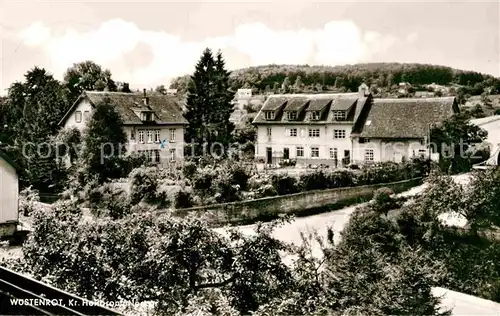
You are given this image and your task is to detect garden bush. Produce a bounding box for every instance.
[19,186,40,217]
[271,173,298,195]
[129,166,169,207]
[174,190,194,209]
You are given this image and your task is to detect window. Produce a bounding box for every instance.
[310,111,320,120]
[141,112,153,121]
[419,138,426,146]
[286,128,297,137]
[333,111,347,120]
[296,146,304,157]
[334,129,346,139]
[359,137,370,143]
[155,130,161,143]
[138,130,145,143]
[311,147,319,158]
[309,128,320,137]
[75,111,82,123]
[365,149,374,162]
[146,150,153,161]
[266,127,272,137]
[418,149,427,157]
[265,111,275,120]
[130,129,135,141]
[147,130,153,143]
[286,111,297,120]
[283,148,290,160]
[154,150,161,163]
[169,149,176,161]
[169,129,176,142]
[329,148,338,159]
[83,111,90,121]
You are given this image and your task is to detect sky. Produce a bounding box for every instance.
[1,0,499,94]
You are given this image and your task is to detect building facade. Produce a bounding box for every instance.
[0,150,19,237]
[253,84,371,167]
[253,85,459,168]
[351,97,459,164]
[59,90,187,168]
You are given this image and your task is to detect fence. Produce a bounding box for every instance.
[174,177,423,225]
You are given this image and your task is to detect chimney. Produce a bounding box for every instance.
[143,88,149,106]
[358,83,369,97]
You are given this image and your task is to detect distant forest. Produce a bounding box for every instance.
[169,63,500,98]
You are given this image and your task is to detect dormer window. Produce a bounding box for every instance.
[265,111,275,120]
[310,111,320,120]
[286,111,297,121]
[333,111,347,121]
[141,112,154,121]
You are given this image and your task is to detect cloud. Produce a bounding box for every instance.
[15,19,404,85]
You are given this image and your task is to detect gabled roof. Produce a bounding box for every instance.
[59,91,188,126]
[0,149,19,172]
[357,97,458,139]
[253,93,363,124]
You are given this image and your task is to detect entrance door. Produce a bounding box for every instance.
[266,147,272,164]
[283,148,290,160]
[343,150,350,165]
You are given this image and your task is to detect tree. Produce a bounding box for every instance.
[4,67,68,192]
[169,75,192,94]
[470,104,486,118]
[184,48,215,155]
[293,76,304,93]
[116,82,131,93]
[272,82,280,93]
[386,72,394,87]
[155,85,167,94]
[430,113,488,174]
[213,51,236,149]
[281,77,291,93]
[481,93,493,109]
[63,61,117,105]
[184,49,235,156]
[81,97,127,183]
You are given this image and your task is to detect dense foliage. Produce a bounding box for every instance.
[63,61,118,105]
[430,113,488,173]
[184,49,235,156]
[171,63,500,96]
[80,97,128,183]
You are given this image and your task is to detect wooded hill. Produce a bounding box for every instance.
[170,63,500,96]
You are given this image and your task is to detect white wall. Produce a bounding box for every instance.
[352,138,428,164]
[255,123,353,163]
[63,99,93,131]
[0,158,18,224]
[124,125,185,165]
[63,99,186,167]
[478,120,500,151]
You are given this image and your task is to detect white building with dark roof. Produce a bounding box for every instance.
[253,84,460,168]
[253,85,371,167]
[351,97,459,164]
[58,89,188,167]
